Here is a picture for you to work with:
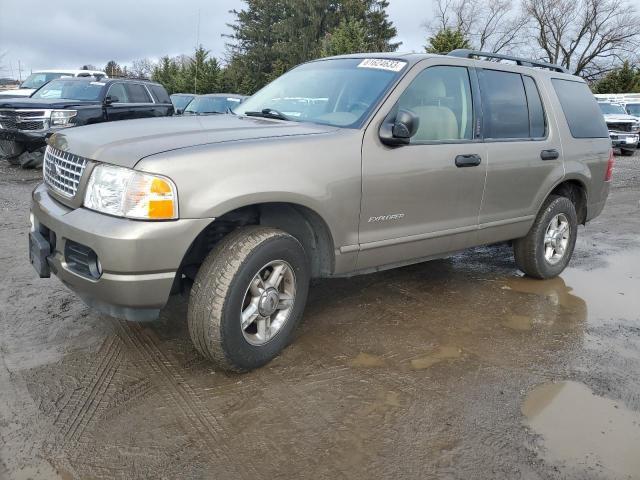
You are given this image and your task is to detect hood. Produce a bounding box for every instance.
[0,98,101,109]
[48,114,339,168]
[0,88,34,98]
[602,113,638,123]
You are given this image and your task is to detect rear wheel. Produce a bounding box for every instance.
[513,195,577,279]
[188,226,310,372]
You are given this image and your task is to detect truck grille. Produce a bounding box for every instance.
[0,109,48,131]
[607,122,635,133]
[43,146,89,198]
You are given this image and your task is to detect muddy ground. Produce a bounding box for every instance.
[1,154,639,480]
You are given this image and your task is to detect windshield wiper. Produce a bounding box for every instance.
[244,108,290,121]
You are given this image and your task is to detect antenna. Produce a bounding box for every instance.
[194,8,201,94]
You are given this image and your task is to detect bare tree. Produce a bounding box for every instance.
[524,0,640,79]
[429,0,528,53]
[130,58,155,79]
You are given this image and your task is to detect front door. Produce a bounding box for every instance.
[358,65,487,270]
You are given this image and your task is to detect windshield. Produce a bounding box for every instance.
[31,79,104,101]
[185,96,242,114]
[234,58,407,128]
[21,72,69,89]
[625,103,640,116]
[598,103,627,115]
[171,95,194,110]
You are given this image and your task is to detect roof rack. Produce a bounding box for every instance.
[447,49,569,74]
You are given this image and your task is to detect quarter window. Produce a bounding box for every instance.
[125,83,152,103]
[551,79,609,138]
[397,66,473,142]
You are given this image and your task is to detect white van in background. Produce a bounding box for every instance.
[0,70,108,98]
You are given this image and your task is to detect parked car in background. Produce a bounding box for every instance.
[29,51,612,371]
[170,93,196,114]
[0,69,107,99]
[0,78,21,90]
[0,77,172,168]
[182,93,246,115]
[597,101,640,155]
[624,102,640,121]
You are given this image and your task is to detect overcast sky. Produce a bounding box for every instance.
[0,0,432,79]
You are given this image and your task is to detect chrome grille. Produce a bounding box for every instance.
[0,109,48,131]
[43,146,88,198]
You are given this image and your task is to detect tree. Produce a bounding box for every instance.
[152,56,181,93]
[224,0,400,94]
[322,19,369,56]
[179,46,221,94]
[429,0,528,53]
[425,28,471,54]
[104,60,122,77]
[80,64,98,71]
[592,61,640,93]
[524,0,640,80]
[130,58,155,79]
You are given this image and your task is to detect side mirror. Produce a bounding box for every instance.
[176,108,183,115]
[104,95,119,105]
[379,109,420,146]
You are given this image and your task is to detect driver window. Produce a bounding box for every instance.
[397,66,473,142]
[107,83,128,103]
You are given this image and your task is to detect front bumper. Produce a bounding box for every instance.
[610,131,639,149]
[30,183,213,321]
[0,128,48,150]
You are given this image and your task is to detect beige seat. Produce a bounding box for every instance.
[402,78,459,141]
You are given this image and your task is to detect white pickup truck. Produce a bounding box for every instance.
[0,69,107,99]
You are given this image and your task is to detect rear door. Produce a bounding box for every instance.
[124,83,156,119]
[358,63,487,270]
[477,68,564,243]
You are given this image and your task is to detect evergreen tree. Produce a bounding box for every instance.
[592,62,640,93]
[104,60,122,77]
[321,19,369,56]
[425,28,471,54]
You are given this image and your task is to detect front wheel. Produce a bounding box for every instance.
[188,226,310,372]
[513,195,578,279]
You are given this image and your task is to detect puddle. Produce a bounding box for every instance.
[411,345,462,370]
[502,314,533,331]
[350,352,385,368]
[522,381,640,478]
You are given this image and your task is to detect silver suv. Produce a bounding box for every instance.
[30,50,613,371]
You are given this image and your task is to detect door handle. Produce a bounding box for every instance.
[455,154,482,167]
[540,149,560,160]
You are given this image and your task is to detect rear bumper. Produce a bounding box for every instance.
[30,183,213,321]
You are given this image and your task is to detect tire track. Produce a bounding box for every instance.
[115,320,258,478]
[54,335,122,448]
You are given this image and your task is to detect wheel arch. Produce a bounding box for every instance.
[546,177,588,224]
[179,201,336,282]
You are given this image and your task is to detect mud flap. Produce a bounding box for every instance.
[29,231,51,278]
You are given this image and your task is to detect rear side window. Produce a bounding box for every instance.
[149,85,171,104]
[551,79,609,138]
[523,76,546,138]
[125,83,152,103]
[479,69,529,139]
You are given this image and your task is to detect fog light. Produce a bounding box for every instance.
[64,240,102,279]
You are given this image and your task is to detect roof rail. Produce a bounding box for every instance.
[447,49,569,74]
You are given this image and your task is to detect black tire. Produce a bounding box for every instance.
[620,148,635,156]
[188,226,310,372]
[513,195,578,279]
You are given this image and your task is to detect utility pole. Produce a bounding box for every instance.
[194,8,200,94]
[17,60,22,82]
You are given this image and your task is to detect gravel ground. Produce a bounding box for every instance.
[1,152,639,480]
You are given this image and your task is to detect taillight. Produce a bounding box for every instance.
[605,149,615,182]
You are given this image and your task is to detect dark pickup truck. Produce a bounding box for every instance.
[0,77,173,168]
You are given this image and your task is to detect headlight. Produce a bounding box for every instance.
[84,164,178,220]
[50,110,77,127]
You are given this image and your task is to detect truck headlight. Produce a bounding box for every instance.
[50,110,77,127]
[84,164,178,220]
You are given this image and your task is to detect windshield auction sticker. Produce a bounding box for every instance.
[357,59,407,72]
